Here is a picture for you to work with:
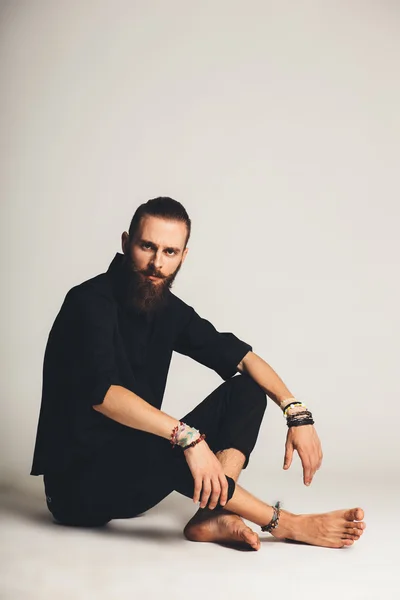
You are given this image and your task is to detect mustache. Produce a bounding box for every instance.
[124,254,182,283]
[140,266,165,279]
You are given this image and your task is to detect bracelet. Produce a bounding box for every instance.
[283,401,307,417]
[280,397,296,412]
[170,421,205,449]
[286,409,314,428]
[261,501,282,532]
[286,409,312,419]
[170,421,185,447]
[287,419,315,428]
[182,432,206,450]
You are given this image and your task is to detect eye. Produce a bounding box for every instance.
[141,243,152,250]
[165,249,177,256]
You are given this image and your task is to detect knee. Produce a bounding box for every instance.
[231,373,267,411]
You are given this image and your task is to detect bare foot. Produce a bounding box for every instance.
[271,507,366,548]
[184,508,260,551]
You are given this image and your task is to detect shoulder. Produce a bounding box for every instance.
[167,290,195,317]
[63,272,116,316]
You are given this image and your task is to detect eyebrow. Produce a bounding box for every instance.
[139,239,182,253]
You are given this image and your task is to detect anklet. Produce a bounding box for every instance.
[261,501,282,532]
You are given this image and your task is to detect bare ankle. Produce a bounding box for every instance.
[271,510,301,539]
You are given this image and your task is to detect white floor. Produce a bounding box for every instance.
[0,469,398,600]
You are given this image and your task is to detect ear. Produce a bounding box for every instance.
[181,247,189,263]
[121,232,129,255]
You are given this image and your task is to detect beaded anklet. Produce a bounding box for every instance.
[261,501,282,532]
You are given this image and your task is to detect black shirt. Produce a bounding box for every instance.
[30,252,252,476]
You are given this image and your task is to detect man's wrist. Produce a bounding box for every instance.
[280,399,312,418]
[279,397,297,412]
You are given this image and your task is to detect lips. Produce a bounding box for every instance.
[146,274,161,281]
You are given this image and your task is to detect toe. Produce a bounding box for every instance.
[342,532,360,540]
[355,508,364,521]
[345,523,364,535]
[344,507,364,522]
[343,539,354,547]
[241,527,260,550]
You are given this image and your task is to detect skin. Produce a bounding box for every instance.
[119,215,366,550]
[121,215,189,292]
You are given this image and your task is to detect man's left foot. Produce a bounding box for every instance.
[183,508,260,551]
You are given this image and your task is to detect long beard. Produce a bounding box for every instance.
[122,255,182,314]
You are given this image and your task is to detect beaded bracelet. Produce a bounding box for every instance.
[261,501,282,532]
[280,397,296,412]
[182,432,206,450]
[170,421,185,447]
[283,401,307,417]
[170,421,206,449]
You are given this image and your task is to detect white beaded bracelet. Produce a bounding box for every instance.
[283,401,308,417]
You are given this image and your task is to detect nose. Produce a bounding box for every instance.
[151,249,164,271]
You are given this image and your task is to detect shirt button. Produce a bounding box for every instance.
[46,496,52,503]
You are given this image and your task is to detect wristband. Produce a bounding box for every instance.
[283,401,307,417]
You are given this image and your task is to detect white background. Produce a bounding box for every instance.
[1,0,399,497]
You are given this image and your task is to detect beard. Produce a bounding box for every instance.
[121,254,182,314]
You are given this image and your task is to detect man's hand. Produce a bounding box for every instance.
[183,439,229,509]
[283,425,323,486]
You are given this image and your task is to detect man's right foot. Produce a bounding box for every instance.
[270,507,366,548]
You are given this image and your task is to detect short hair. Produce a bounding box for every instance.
[128,197,191,247]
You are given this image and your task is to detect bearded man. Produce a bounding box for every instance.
[30,197,366,550]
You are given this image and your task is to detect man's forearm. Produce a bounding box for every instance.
[93,385,179,440]
[237,351,294,408]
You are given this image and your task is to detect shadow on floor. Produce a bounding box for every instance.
[0,485,280,549]
[0,486,186,542]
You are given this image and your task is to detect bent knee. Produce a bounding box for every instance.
[230,373,267,410]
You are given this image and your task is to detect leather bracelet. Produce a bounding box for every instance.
[287,419,314,428]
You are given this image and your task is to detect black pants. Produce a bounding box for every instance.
[44,373,267,527]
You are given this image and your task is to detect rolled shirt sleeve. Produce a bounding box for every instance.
[66,286,123,407]
[173,303,252,380]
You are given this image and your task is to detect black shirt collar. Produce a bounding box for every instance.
[107,252,132,309]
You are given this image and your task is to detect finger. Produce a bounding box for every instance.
[303,461,312,486]
[283,443,294,470]
[193,476,202,504]
[200,479,212,509]
[311,455,319,476]
[219,474,229,507]
[208,478,222,510]
[310,466,318,482]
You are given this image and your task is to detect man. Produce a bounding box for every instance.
[30,197,365,550]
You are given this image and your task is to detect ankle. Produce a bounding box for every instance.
[271,509,300,539]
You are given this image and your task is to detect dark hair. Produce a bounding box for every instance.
[128,197,191,247]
